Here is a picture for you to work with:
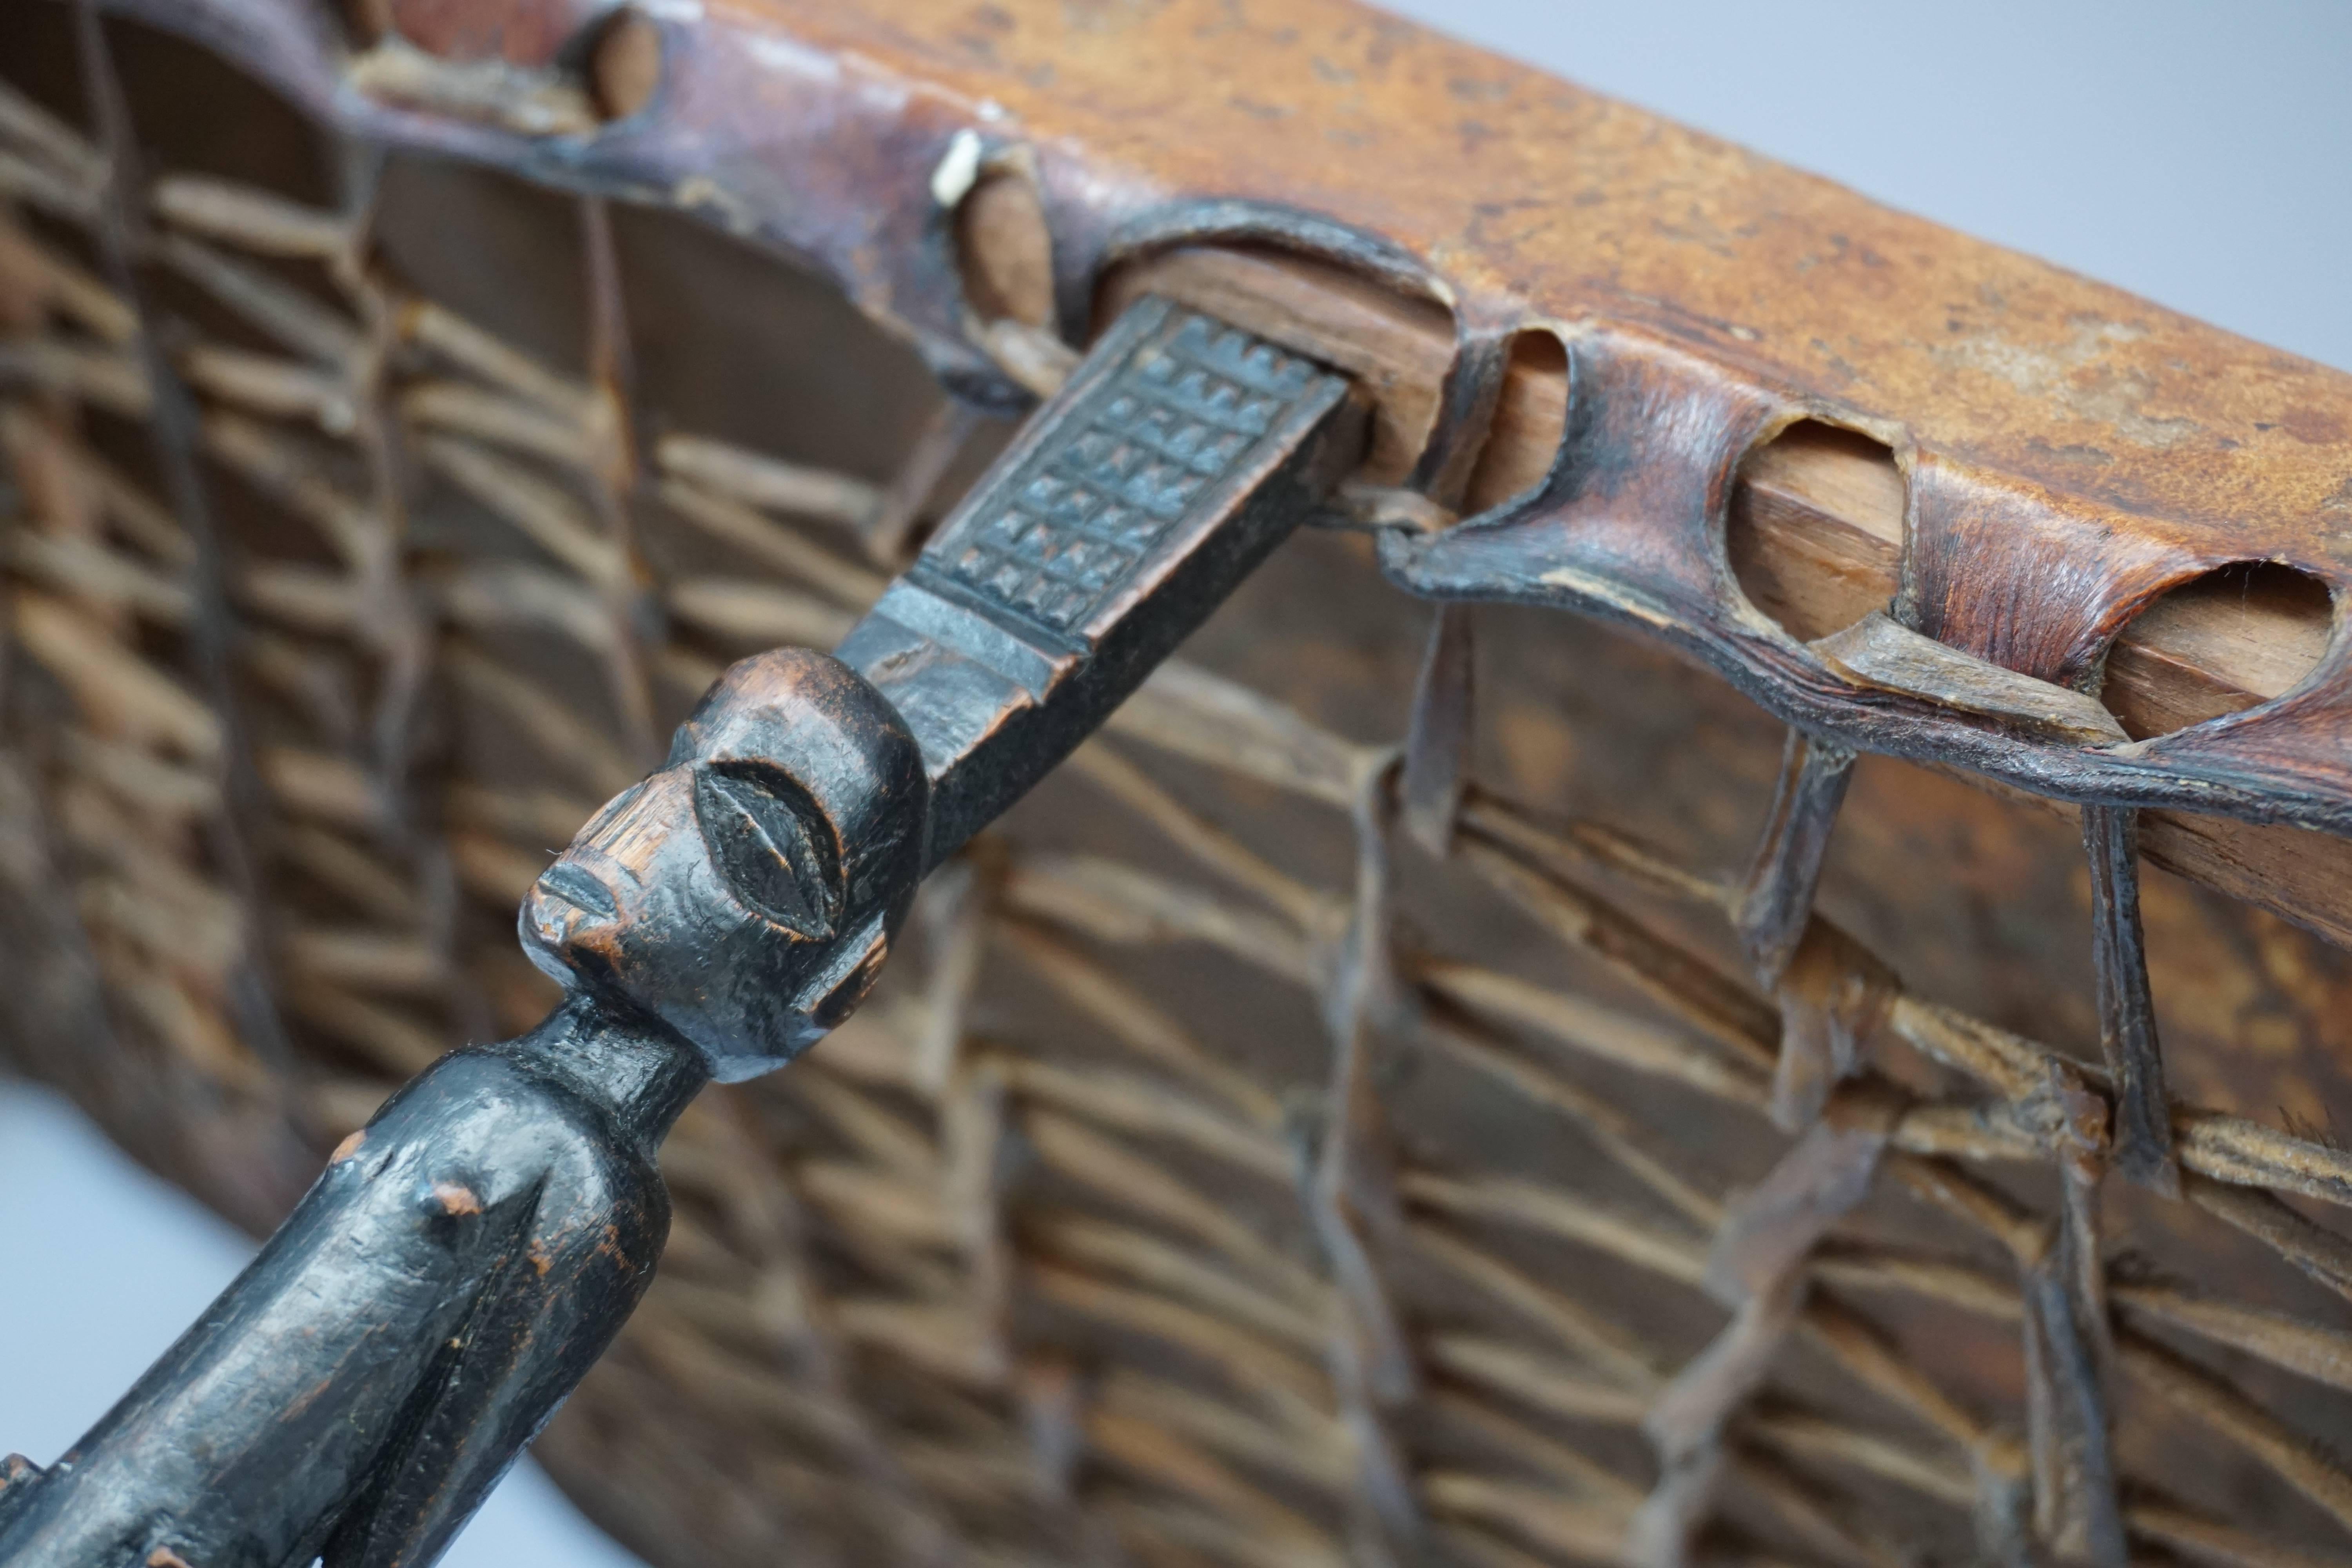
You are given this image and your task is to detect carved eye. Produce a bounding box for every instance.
[691,761,843,939]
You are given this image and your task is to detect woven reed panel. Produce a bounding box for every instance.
[3,13,2352,1568]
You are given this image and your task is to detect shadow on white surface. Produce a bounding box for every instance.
[0,1078,646,1568]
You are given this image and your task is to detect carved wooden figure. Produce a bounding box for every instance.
[0,296,1365,1563]
[1,1,2350,1566]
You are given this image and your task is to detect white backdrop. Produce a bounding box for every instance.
[1379,0,2352,375]
[3,2,2347,1561]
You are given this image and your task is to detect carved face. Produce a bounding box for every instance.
[520,649,928,1081]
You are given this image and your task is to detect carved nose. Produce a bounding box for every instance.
[534,860,619,922]
[519,860,624,984]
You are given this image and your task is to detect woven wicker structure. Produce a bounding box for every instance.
[5,8,2352,1567]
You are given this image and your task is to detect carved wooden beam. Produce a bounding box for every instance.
[99,0,2352,944]
[1097,243,2352,943]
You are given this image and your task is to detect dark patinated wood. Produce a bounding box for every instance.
[840,298,1366,866]
[0,996,705,1568]
[0,293,1363,1565]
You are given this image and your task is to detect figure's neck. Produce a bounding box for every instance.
[497,992,710,1153]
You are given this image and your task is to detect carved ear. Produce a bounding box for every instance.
[691,760,844,939]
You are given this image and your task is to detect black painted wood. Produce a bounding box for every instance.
[0,298,1365,1568]
[0,996,705,1568]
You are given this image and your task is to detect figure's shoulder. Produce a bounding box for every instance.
[325,1042,671,1237]
[0,1453,46,1531]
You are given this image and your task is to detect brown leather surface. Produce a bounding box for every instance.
[107,0,2352,831]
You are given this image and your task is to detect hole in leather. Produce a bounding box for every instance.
[586,7,660,123]
[1727,420,1904,641]
[956,169,1056,331]
[1461,329,1567,515]
[2100,561,2334,739]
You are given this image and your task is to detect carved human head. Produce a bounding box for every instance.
[520,648,928,1081]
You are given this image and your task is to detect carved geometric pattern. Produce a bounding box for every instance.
[940,312,1318,633]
